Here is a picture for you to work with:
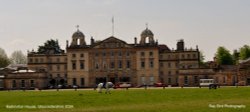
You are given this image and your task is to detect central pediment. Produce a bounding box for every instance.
[92,36,133,48]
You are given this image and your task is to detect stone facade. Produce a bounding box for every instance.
[159,39,200,86]
[0,65,48,90]
[26,27,203,88]
[28,50,67,87]
[66,28,159,87]
[238,58,250,85]
[24,27,250,88]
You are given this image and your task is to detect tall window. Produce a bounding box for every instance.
[12,80,16,88]
[30,80,35,88]
[57,58,60,62]
[81,78,85,86]
[193,54,196,58]
[141,60,145,68]
[118,60,122,68]
[194,76,199,84]
[126,52,130,57]
[73,78,77,86]
[21,80,25,88]
[187,54,190,59]
[110,61,115,69]
[111,51,114,57]
[168,71,171,75]
[160,62,164,67]
[126,60,130,68]
[149,76,154,85]
[102,52,106,57]
[80,61,85,69]
[72,61,76,70]
[103,61,107,69]
[184,76,188,85]
[95,52,99,57]
[168,78,171,84]
[80,53,84,58]
[57,65,60,71]
[160,55,163,59]
[141,76,145,84]
[140,52,145,57]
[175,62,178,68]
[95,62,99,69]
[168,62,171,68]
[182,54,185,59]
[72,54,76,58]
[29,58,33,63]
[160,71,164,75]
[118,52,122,57]
[149,59,154,68]
[149,51,153,57]
[0,79,3,88]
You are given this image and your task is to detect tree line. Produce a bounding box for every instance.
[215,45,250,65]
[0,48,27,68]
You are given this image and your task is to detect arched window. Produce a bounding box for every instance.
[77,38,80,45]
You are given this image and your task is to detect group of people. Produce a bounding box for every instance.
[96,82,114,94]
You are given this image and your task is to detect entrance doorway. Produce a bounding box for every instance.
[247,78,250,85]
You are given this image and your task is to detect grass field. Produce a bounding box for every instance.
[0,87,249,112]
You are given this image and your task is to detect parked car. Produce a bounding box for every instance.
[57,85,63,89]
[72,85,78,89]
[154,83,165,87]
[199,79,219,89]
[115,82,132,88]
[48,85,54,89]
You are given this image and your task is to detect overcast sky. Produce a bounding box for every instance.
[0,0,250,61]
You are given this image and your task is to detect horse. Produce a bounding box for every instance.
[97,82,114,94]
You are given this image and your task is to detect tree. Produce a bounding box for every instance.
[10,50,27,64]
[215,46,234,65]
[232,49,240,64]
[199,51,205,65]
[38,39,62,54]
[239,45,250,60]
[0,47,10,68]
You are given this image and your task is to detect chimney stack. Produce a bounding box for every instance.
[134,37,137,45]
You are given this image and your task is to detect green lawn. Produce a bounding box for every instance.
[0,87,249,112]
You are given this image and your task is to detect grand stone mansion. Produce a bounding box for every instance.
[1,27,249,90]
[27,27,200,88]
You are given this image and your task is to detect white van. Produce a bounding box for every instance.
[199,79,218,89]
[200,79,214,86]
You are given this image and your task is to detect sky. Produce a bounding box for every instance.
[0,0,250,61]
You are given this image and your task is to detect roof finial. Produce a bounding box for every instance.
[76,25,79,31]
[146,22,148,29]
